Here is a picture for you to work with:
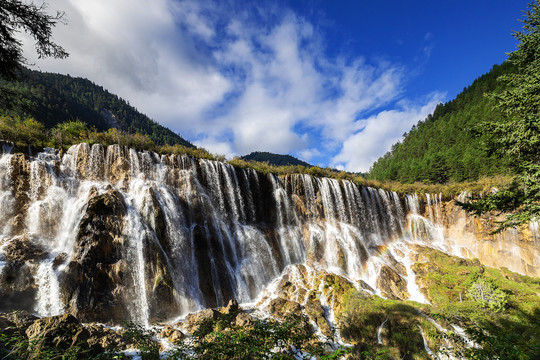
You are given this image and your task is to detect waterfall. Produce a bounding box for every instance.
[0,153,15,236]
[377,317,388,344]
[418,325,437,358]
[0,143,536,324]
[34,260,63,317]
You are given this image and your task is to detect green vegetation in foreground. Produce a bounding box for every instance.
[339,294,438,360]
[368,61,513,184]
[339,247,540,359]
[241,151,312,168]
[0,68,192,147]
[0,313,349,360]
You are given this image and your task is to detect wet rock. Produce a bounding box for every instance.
[192,222,235,308]
[52,252,68,269]
[383,253,407,277]
[110,155,131,183]
[25,313,101,358]
[304,291,333,337]
[142,229,180,323]
[377,265,409,301]
[358,280,375,293]
[160,325,185,344]
[85,323,129,349]
[141,189,181,322]
[320,273,355,315]
[424,199,540,277]
[143,187,168,251]
[61,189,129,322]
[234,312,253,327]
[2,234,47,261]
[185,308,223,333]
[267,298,303,319]
[8,154,31,234]
[0,262,37,312]
[221,299,240,315]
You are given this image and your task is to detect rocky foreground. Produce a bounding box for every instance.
[2,245,538,359]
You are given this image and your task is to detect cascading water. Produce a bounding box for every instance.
[34,260,63,316]
[377,318,388,344]
[0,142,535,326]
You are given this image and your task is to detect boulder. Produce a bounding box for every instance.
[0,314,16,331]
[160,325,185,344]
[0,311,36,338]
[85,323,129,350]
[185,308,223,334]
[2,234,47,262]
[221,299,240,315]
[25,314,101,358]
[267,298,302,319]
[234,312,253,327]
[377,265,409,301]
[3,310,38,328]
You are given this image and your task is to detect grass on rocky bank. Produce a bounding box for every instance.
[338,247,540,360]
[0,115,512,198]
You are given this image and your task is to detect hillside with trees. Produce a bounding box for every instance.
[368,62,513,184]
[241,151,312,167]
[0,69,193,147]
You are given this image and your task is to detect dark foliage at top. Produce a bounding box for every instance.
[0,0,68,82]
[241,151,312,168]
[0,68,193,147]
[368,62,514,184]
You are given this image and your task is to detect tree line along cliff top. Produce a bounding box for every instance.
[0,68,193,148]
[368,62,514,184]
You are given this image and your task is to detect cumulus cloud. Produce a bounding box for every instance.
[23,0,441,171]
[25,0,231,129]
[331,94,444,172]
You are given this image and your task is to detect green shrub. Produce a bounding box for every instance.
[466,278,507,312]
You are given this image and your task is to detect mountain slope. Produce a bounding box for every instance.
[0,69,193,147]
[241,151,312,167]
[369,62,513,184]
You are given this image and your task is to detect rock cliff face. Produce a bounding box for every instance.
[0,143,537,326]
[408,193,539,277]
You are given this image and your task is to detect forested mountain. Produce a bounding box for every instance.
[0,69,193,147]
[368,62,513,183]
[241,151,312,167]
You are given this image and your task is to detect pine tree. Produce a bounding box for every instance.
[460,1,540,231]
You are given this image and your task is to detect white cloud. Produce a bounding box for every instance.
[331,94,444,172]
[25,0,231,131]
[22,0,441,172]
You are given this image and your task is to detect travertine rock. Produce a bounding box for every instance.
[377,265,409,301]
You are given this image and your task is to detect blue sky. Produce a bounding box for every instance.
[27,0,529,171]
